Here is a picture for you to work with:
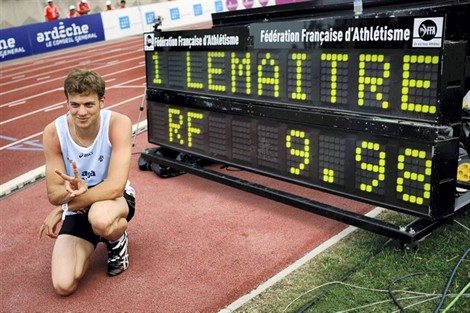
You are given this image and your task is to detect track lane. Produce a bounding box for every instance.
[0,37,142,79]
[1,69,145,121]
[0,48,142,88]
[0,56,144,101]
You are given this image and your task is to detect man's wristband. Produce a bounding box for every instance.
[61,203,69,221]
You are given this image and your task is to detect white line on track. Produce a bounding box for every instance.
[105,78,116,83]
[0,51,142,91]
[111,85,145,89]
[12,74,25,80]
[113,75,145,86]
[1,75,145,122]
[0,49,140,87]
[0,56,143,98]
[0,131,43,151]
[0,37,141,77]
[218,206,385,313]
[0,94,144,150]
[36,76,50,81]
[8,100,26,107]
[0,88,62,109]
[101,64,144,78]
[44,105,64,112]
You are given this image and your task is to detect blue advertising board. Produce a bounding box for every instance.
[0,26,33,61]
[29,14,105,54]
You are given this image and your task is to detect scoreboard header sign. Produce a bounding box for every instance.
[145,11,465,219]
[144,16,445,50]
[145,15,464,124]
[251,17,444,49]
[144,26,248,51]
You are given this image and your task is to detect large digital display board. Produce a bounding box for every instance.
[147,99,457,217]
[145,11,465,219]
[145,16,465,124]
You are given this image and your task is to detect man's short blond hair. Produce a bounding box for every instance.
[64,69,105,99]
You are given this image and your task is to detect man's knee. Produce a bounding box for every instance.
[88,200,128,238]
[53,277,77,296]
[89,215,115,237]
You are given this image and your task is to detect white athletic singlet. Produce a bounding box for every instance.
[55,109,112,187]
[55,109,135,218]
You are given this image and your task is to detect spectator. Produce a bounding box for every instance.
[67,5,80,18]
[105,0,113,10]
[77,0,91,15]
[44,0,60,22]
[119,0,126,8]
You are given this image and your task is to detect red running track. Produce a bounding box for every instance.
[0,36,373,312]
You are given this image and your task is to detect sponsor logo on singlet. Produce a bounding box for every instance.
[79,151,93,158]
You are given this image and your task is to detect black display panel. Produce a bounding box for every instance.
[147,100,457,218]
[144,16,465,124]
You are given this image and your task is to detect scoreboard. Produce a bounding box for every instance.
[145,17,465,124]
[144,2,468,219]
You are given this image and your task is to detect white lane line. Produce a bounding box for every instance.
[8,100,26,107]
[0,135,16,141]
[0,131,43,151]
[218,206,385,313]
[0,55,143,96]
[1,102,65,125]
[0,37,142,77]
[0,88,62,109]
[105,78,116,83]
[110,85,145,89]
[1,75,145,123]
[0,43,141,87]
[44,105,64,112]
[37,76,51,81]
[106,94,143,110]
[0,120,148,197]
[0,58,143,108]
[101,64,144,78]
[0,94,144,150]
[113,75,145,86]
[0,50,140,87]
[12,74,25,80]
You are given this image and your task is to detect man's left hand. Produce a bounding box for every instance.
[38,207,62,239]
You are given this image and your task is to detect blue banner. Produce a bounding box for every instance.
[0,26,33,61]
[30,14,105,54]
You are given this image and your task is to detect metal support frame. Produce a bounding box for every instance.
[141,148,467,245]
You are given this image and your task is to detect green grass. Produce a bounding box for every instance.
[235,211,470,313]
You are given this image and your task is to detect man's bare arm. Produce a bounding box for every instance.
[43,122,75,206]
